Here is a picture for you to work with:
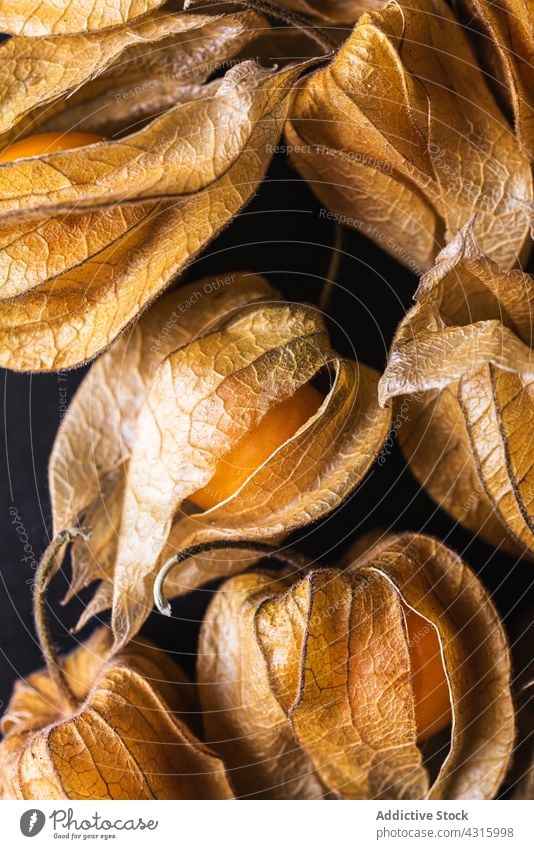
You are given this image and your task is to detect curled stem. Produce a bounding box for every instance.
[34,527,88,710]
[186,0,338,53]
[319,222,344,312]
[154,540,310,616]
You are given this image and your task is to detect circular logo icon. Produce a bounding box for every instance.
[20,810,46,837]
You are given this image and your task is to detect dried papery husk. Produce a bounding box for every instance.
[509,678,534,799]
[196,533,514,799]
[506,611,534,799]
[278,0,384,22]
[193,0,384,24]
[0,6,321,371]
[0,533,234,800]
[48,273,391,648]
[0,630,234,799]
[0,0,170,36]
[110,318,389,646]
[0,628,234,799]
[286,0,532,271]
[341,534,515,799]
[457,0,534,157]
[380,220,534,556]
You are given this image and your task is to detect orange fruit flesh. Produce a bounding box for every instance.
[0,131,104,163]
[3,140,450,745]
[190,384,451,742]
[403,604,452,741]
[189,383,324,511]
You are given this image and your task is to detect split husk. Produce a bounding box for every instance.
[204,0,385,24]
[196,532,514,799]
[0,5,318,371]
[380,221,534,556]
[286,0,532,272]
[0,0,170,36]
[457,0,533,157]
[49,274,391,648]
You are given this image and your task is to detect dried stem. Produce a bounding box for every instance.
[34,527,87,711]
[186,0,338,53]
[154,540,310,615]
[319,222,344,312]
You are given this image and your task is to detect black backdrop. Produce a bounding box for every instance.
[1,150,532,724]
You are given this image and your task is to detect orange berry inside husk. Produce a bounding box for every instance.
[189,383,324,511]
[403,603,452,742]
[0,132,452,747]
[189,383,451,743]
[0,131,104,163]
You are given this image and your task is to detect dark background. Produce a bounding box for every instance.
[1,151,532,732]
